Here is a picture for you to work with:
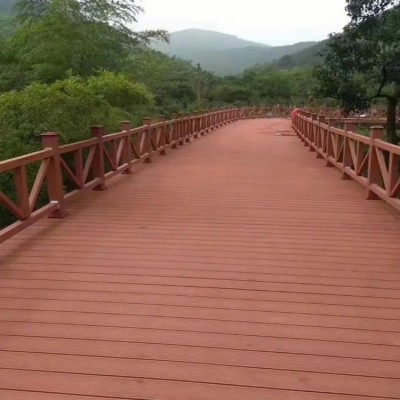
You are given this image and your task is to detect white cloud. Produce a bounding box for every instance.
[135,0,349,45]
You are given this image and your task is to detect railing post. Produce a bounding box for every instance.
[297,114,304,141]
[316,116,326,158]
[171,113,179,148]
[200,111,206,135]
[325,119,334,167]
[158,115,167,155]
[367,126,385,199]
[41,133,67,218]
[342,122,355,180]
[176,113,183,142]
[90,126,107,190]
[202,110,208,134]
[204,111,209,132]
[184,114,190,143]
[309,114,318,151]
[304,117,310,146]
[121,121,133,174]
[142,117,153,163]
[193,112,199,138]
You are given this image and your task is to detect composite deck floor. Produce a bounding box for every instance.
[0,119,400,399]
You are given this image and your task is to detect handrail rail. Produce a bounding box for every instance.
[292,111,400,212]
[0,107,294,243]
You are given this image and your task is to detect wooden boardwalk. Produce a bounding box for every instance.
[0,118,400,399]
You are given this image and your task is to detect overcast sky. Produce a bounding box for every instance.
[136,0,349,46]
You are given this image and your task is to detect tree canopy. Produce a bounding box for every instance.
[313,0,400,143]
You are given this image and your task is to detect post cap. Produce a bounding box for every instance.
[41,132,60,137]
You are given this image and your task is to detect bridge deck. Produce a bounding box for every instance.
[0,119,400,399]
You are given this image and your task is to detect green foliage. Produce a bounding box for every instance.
[87,71,153,110]
[209,66,314,106]
[276,41,326,69]
[15,0,168,44]
[0,0,168,88]
[127,49,197,106]
[0,72,153,160]
[313,0,400,142]
[346,0,398,20]
[0,15,17,38]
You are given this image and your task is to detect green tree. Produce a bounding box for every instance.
[0,71,153,155]
[314,0,400,143]
[125,48,218,113]
[0,0,168,87]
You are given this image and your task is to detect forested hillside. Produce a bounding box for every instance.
[152,29,270,52]
[275,41,326,69]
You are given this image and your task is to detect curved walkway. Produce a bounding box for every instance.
[0,119,400,399]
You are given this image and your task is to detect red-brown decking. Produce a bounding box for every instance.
[0,118,400,399]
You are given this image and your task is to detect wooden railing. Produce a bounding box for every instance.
[0,109,243,243]
[292,110,400,212]
[7,105,393,244]
[238,107,292,118]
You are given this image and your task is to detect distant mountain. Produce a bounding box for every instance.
[277,41,327,68]
[151,29,317,75]
[152,29,270,53]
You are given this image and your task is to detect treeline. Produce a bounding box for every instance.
[210,66,318,108]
